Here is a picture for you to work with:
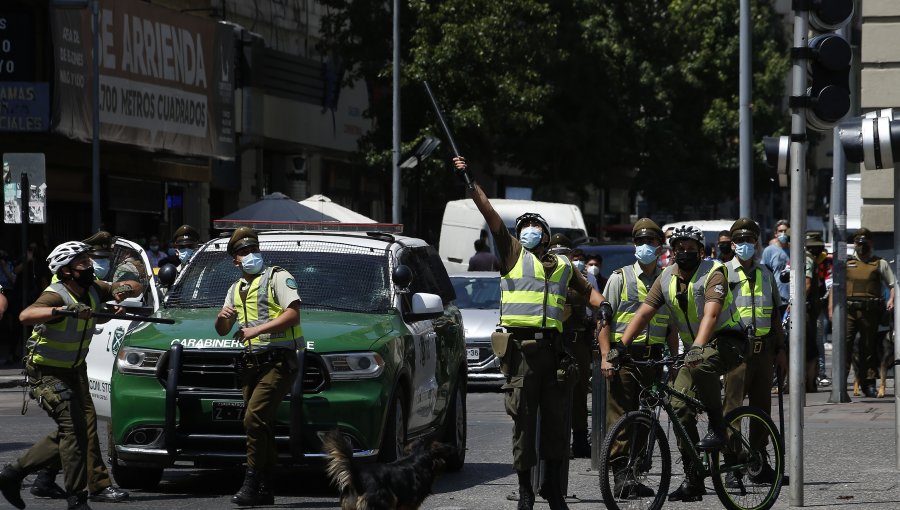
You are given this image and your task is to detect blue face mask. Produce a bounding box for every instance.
[777,233,789,244]
[92,258,110,279]
[735,242,756,261]
[634,244,658,265]
[240,252,264,275]
[573,260,585,271]
[519,227,543,250]
[178,248,195,264]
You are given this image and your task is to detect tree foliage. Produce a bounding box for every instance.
[318,0,789,219]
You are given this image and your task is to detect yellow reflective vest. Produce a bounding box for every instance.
[500,248,573,332]
[28,283,99,368]
[727,259,775,336]
[660,259,741,345]
[612,264,669,345]
[233,266,303,352]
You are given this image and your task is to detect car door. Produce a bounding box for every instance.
[86,238,161,419]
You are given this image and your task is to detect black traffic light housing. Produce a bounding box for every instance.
[763,136,790,187]
[838,110,900,170]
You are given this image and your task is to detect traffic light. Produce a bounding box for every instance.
[838,110,900,170]
[763,136,790,187]
[802,0,854,131]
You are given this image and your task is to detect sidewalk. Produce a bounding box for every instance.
[0,362,24,388]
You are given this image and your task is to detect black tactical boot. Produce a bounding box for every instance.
[570,430,590,459]
[538,461,569,510]
[516,470,534,510]
[668,462,706,503]
[256,471,275,505]
[697,414,727,450]
[31,468,67,499]
[0,464,26,509]
[232,468,272,506]
[66,491,92,510]
[89,485,130,502]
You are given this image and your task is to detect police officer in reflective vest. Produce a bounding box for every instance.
[598,218,676,499]
[840,227,896,397]
[609,225,746,502]
[214,227,302,506]
[721,218,786,487]
[0,242,141,510]
[453,157,612,510]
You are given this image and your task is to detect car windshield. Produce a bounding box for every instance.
[450,276,500,309]
[165,240,391,313]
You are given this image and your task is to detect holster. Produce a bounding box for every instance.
[490,330,511,358]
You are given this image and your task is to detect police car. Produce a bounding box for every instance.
[102,224,467,489]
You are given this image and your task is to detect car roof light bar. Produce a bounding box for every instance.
[212,220,404,234]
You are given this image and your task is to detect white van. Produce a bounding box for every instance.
[439,199,588,273]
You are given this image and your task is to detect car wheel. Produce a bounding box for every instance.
[443,381,467,471]
[379,393,406,462]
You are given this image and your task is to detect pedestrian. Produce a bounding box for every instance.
[547,235,592,459]
[805,232,826,393]
[0,241,141,510]
[453,156,611,510]
[834,227,895,398]
[586,254,608,293]
[468,238,501,271]
[0,250,16,364]
[214,227,302,506]
[721,218,787,487]
[716,230,734,263]
[145,236,165,270]
[597,218,677,498]
[608,224,746,502]
[659,227,676,267]
[762,220,791,319]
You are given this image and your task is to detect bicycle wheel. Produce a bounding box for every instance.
[710,405,784,510]
[599,411,671,510]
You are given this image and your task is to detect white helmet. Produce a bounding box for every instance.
[46,241,91,274]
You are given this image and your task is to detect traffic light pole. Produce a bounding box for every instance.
[738,0,753,218]
[829,127,850,404]
[788,7,809,507]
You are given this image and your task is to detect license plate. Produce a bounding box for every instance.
[212,401,246,421]
[466,348,480,361]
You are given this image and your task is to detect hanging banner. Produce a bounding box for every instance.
[51,0,235,159]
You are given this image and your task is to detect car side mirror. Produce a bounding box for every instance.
[158,264,178,286]
[407,292,444,321]
[392,264,412,289]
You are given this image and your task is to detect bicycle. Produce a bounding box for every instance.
[598,355,784,510]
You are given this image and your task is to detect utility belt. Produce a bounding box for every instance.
[504,327,561,347]
[236,347,294,372]
[747,333,777,356]
[613,341,664,360]
[847,297,884,311]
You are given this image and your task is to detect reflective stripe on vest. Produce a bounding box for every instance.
[500,248,573,332]
[728,260,774,336]
[661,259,741,344]
[234,266,303,352]
[613,265,668,345]
[28,283,99,368]
[847,256,882,299]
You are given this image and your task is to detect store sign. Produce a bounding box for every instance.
[0,11,36,82]
[0,82,49,132]
[51,0,235,159]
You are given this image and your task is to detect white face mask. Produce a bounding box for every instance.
[586,265,600,276]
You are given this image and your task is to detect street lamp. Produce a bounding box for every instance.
[53,0,101,232]
[399,136,441,169]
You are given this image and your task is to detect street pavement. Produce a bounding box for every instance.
[1,356,899,509]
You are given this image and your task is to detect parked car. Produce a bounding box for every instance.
[449,272,502,382]
[107,229,467,489]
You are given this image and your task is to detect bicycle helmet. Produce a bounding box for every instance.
[668,225,704,250]
[47,241,91,274]
[515,212,551,237]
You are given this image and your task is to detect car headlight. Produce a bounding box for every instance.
[321,352,384,380]
[116,347,165,376]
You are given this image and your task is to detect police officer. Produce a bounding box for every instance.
[0,242,141,510]
[214,227,302,506]
[548,234,592,459]
[598,218,676,499]
[453,157,611,510]
[839,227,896,398]
[165,224,201,271]
[610,225,746,502]
[721,218,787,487]
[81,231,147,288]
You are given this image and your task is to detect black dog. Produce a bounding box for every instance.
[322,430,455,510]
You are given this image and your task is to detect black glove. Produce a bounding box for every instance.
[66,303,91,314]
[684,345,704,366]
[597,301,613,329]
[605,342,627,365]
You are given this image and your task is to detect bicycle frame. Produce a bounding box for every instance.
[638,376,712,476]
